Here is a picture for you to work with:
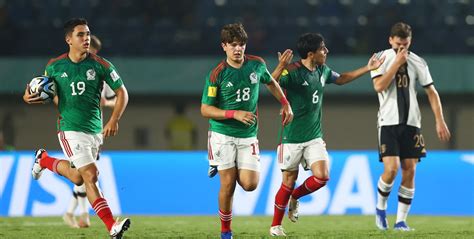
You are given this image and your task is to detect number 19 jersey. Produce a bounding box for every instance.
[45,53,124,133]
[201,55,272,138]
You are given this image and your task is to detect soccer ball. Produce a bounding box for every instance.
[29,75,56,102]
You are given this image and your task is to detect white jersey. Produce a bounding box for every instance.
[101,82,116,99]
[371,49,433,128]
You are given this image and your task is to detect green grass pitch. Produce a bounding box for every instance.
[0,215,472,238]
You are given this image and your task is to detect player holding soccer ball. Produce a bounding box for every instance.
[22,18,130,238]
[268,33,385,236]
[201,23,293,239]
[61,34,118,229]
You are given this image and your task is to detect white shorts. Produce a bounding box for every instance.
[58,131,103,169]
[207,131,260,171]
[277,138,329,171]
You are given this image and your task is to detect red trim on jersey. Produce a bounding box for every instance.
[46,53,68,67]
[245,54,265,64]
[89,53,111,68]
[286,61,302,72]
[56,115,62,133]
[208,131,213,160]
[210,61,226,84]
[59,131,73,157]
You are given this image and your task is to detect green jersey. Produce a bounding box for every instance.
[201,55,272,138]
[279,61,339,143]
[45,53,123,133]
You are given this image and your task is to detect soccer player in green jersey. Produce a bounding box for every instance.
[269,33,385,236]
[201,23,293,239]
[62,34,118,229]
[22,18,130,238]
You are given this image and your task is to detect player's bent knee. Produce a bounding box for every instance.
[81,170,99,183]
[241,183,258,192]
[72,177,84,186]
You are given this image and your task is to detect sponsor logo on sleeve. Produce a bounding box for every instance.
[208,86,217,97]
[110,70,120,82]
[281,69,289,76]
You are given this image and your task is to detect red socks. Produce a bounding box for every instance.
[219,209,232,233]
[92,197,115,231]
[272,183,293,226]
[38,152,63,175]
[291,176,329,200]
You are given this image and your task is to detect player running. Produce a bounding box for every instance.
[62,34,117,229]
[23,18,130,238]
[201,23,293,239]
[269,33,385,236]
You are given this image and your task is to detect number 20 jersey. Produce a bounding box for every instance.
[45,53,124,133]
[201,55,272,138]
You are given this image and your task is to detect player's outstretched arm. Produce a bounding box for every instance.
[334,53,386,85]
[271,49,293,83]
[22,84,45,104]
[103,85,128,139]
[201,103,256,126]
[425,85,451,142]
[265,80,293,125]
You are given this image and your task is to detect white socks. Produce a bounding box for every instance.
[376,177,394,210]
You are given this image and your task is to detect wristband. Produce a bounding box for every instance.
[225,110,236,119]
[280,97,289,106]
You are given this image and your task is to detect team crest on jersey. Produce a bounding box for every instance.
[86,69,96,80]
[320,75,326,87]
[249,72,258,84]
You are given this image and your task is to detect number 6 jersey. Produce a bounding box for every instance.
[201,55,272,138]
[45,53,124,133]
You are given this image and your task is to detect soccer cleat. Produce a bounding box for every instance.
[375,208,389,230]
[394,221,414,231]
[110,217,131,239]
[77,212,90,228]
[220,231,233,239]
[62,212,79,228]
[32,149,47,180]
[208,165,218,178]
[269,225,287,236]
[288,196,299,222]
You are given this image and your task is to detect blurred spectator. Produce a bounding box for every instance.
[165,104,197,150]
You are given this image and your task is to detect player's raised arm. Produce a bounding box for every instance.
[103,85,128,138]
[373,47,407,92]
[271,49,293,83]
[334,53,385,85]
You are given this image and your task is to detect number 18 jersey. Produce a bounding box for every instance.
[201,55,272,138]
[45,53,124,133]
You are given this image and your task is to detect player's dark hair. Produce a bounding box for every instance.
[390,22,412,38]
[90,35,102,52]
[63,18,88,37]
[221,23,248,44]
[296,33,325,59]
